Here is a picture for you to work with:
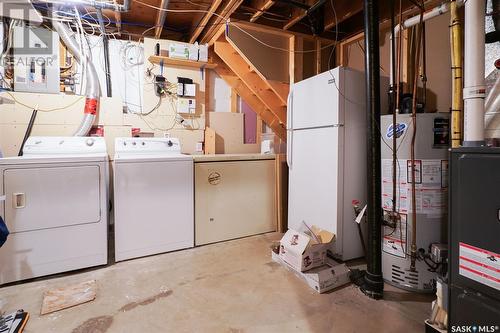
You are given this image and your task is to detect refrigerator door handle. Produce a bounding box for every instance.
[286,88,293,169]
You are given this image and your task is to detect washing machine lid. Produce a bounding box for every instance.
[114,137,192,162]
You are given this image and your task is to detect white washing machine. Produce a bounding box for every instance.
[113,137,194,262]
[0,136,109,284]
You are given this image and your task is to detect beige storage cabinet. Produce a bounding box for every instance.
[194,154,276,245]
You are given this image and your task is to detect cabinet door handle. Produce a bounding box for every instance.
[13,193,25,209]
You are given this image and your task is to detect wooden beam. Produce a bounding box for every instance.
[324,1,364,31]
[200,0,244,44]
[283,6,307,31]
[204,127,216,154]
[249,0,276,23]
[154,0,169,39]
[294,36,303,82]
[189,0,223,43]
[230,89,238,112]
[289,35,295,84]
[315,38,321,74]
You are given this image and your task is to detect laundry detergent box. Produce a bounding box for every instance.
[278,227,335,272]
[272,251,350,293]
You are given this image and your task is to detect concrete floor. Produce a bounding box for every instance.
[0,233,434,333]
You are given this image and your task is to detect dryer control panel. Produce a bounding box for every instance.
[23,137,107,155]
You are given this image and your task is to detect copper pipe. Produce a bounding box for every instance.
[410,6,424,272]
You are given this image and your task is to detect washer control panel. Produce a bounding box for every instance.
[115,138,182,154]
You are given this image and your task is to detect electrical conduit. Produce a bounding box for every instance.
[53,21,101,136]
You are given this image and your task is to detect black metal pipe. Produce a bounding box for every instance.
[362,0,384,299]
[18,108,38,156]
[97,9,112,97]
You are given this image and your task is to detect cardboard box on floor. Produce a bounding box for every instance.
[272,251,350,294]
[278,226,335,272]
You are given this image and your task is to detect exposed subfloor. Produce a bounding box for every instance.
[0,233,434,332]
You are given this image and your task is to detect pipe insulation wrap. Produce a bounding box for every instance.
[53,21,101,136]
[463,0,486,145]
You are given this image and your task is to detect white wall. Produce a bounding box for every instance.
[75,35,144,114]
[208,71,232,113]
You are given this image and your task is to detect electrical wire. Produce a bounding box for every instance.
[3,91,85,112]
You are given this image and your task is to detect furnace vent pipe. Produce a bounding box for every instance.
[53,21,101,136]
[463,0,486,146]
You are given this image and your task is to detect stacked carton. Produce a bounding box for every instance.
[272,226,351,293]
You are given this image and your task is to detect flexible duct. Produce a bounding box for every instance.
[463,0,486,146]
[53,21,100,136]
[484,75,500,135]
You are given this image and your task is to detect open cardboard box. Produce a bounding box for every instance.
[272,251,350,294]
[278,226,335,272]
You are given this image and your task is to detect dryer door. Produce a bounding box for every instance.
[3,165,101,232]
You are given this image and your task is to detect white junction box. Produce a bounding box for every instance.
[177,98,196,114]
[198,44,208,62]
[13,26,60,94]
[168,42,189,60]
[279,227,335,272]
[272,251,350,293]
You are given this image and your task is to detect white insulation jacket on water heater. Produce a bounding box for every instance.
[380,113,449,292]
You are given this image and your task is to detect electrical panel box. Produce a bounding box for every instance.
[13,26,60,94]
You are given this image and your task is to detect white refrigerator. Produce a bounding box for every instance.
[287,67,370,261]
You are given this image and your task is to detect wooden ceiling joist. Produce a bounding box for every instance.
[283,0,313,30]
[200,0,244,45]
[154,0,169,39]
[189,0,223,43]
[324,1,363,30]
[249,0,276,23]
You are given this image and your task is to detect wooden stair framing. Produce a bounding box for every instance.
[212,55,286,140]
[214,38,289,140]
[224,36,289,105]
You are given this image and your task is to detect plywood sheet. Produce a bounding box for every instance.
[40,280,97,315]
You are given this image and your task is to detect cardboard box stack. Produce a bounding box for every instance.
[272,225,351,293]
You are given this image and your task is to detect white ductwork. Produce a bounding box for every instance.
[463,0,486,145]
[53,21,101,136]
[484,75,500,135]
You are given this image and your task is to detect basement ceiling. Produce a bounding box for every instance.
[103,0,441,42]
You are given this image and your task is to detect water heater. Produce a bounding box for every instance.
[380,113,449,292]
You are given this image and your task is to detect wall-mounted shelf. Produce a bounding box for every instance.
[148,56,217,69]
